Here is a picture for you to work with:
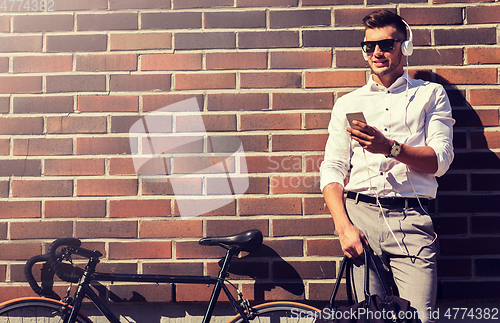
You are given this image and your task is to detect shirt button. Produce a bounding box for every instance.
[380,172,384,176]
[384,128,388,131]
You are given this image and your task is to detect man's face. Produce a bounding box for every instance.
[365,25,405,81]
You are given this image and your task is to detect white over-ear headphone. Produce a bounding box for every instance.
[362,19,413,61]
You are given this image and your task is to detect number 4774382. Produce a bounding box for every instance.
[0,0,55,11]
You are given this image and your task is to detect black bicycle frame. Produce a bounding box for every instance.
[64,247,249,323]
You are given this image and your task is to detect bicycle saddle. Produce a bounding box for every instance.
[198,229,263,253]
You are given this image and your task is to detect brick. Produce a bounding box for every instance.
[175,33,235,50]
[438,194,500,213]
[0,181,6,198]
[0,15,9,32]
[305,70,366,88]
[172,0,233,9]
[475,258,500,276]
[468,48,500,64]
[175,241,227,259]
[45,200,106,218]
[0,160,41,177]
[141,53,202,71]
[12,180,72,198]
[109,199,171,218]
[140,135,203,154]
[142,178,202,195]
[470,89,500,106]
[335,49,369,68]
[241,72,301,89]
[471,215,500,234]
[205,11,266,29]
[13,14,73,32]
[304,196,329,215]
[0,201,41,219]
[76,221,137,238]
[272,175,320,194]
[436,173,468,191]
[0,243,41,261]
[273,217,334,236]
[309,282,339,301]
[176,283,235,301]
[143,94,203,112]
[435,68,497,85]
[110,74,171,92]
[109,241,171,260]
[78,95,139,112]
[207,260,269,279]
[46,75,106,93]
[207,177,268,194]
[0,117,42,135]
[273,92,333,110]
[47,116,107,134]
[472,172,500,191]
[110,0,170,9]
[257,239,303,257]
[173,199,236,217]
[139,219,203,238]
[51,0,107,10]
[437,259,471,278]
[109,284,172,302]
[440,237,500,256]
[303,30,362,47]
[239,31,299,49]
[435,28,496,46]
[0,57,8,72]
[411,48,464,66]
[305,112,330,130]
[12,55,72,73]
[440,281,500,300]
[206,52,267,70]
[270,51,331,69]
[450,151,500,170]
[272,133,328,151]
[13,138,72,156]
[0,286,36,303]
[0,139,8,155]
[270,10,331,29]
[0,35,42,52]
[176,114,236,131]
[400,7,463,25]
[110,33,171,51]
[44,158,105,176]
[239,197,302,216]
[241,113,301,131]
[303,0,362,4]
[467,5,500,24]
[334,8,384,27]
[274,260,335,279]
[10,221,73,240]
[242,283,304,301]
[109,157,138,175]
[307,239,342,257]
[76,54,137,71]
[175,73,235,90]
[77,13,138,31]
[207,93,268,111]
[46,34,107,52]
[472,131,500,149]
[112,115,172,134]
[77,179,138,196]
[245,155,300,173]
[0,76,42,94]
[141,12,202,30]
[238,0,298,6]
[13,96,73,114]
[433,216,468,235]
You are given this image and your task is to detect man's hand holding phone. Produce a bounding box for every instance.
[346,112,392,155]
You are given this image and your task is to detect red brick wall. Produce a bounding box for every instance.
[0,0,499,304]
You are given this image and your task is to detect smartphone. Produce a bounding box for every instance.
[346,112,367,131]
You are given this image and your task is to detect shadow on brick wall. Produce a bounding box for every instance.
[414,71,500,301]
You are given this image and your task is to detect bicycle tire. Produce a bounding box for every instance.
[0,297,93,323]
[227,301,323,323]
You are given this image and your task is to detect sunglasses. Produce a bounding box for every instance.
[361,39,403,54]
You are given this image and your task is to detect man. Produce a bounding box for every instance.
[320,10,454,323]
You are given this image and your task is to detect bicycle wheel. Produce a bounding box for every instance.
[227,301,323,323]
[0,297,93,323]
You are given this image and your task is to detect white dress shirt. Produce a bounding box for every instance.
[320,72,455,199]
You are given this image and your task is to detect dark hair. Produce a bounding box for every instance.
[362,10,407,40]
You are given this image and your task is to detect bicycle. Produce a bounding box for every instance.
[0,229,322,323]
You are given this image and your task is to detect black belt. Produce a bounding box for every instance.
[346,192,428,208]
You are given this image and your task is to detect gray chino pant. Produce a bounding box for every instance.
[345,197,437,323]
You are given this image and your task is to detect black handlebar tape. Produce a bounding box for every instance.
[47,238,82,283]
[24,253,50,295]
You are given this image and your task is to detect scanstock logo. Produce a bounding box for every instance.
[129,97,249,217]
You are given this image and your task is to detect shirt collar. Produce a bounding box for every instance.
[367,71,413,92]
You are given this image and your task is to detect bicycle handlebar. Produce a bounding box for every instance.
[47,238,102,283]
[24,253,54,296]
